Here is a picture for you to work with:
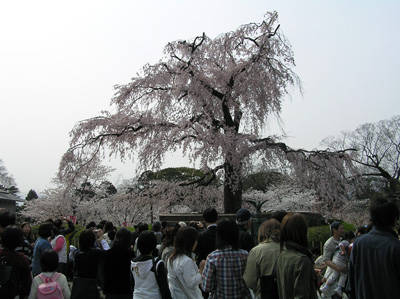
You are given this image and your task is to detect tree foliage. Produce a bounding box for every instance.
[60,12,355,213]
[25,189,38,201]
[324,115,400,198]
[0,159,19,194]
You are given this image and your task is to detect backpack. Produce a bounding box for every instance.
[37,273,64,299]
[151,257,172,299]
[0,253,18,299]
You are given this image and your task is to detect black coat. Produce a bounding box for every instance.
[195,225,217,264]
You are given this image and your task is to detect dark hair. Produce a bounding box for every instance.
[108,229,116,242]
[0,210,16,228]
[113,228,132,249]
[344,231,355,242]
[152,221,161,232]
[79,229,96,251]
[280,213,308,250]
[270,211,287,223]
[161,221,168,229]
[258,219,280,243]
[86,221,97,229]
[356,224,371,236]
[370,196,399,228]
[99,220,107,229]
[216,219,239,250]
[21,222,34,240]
[161,225,178,248]
[1,225,23,250]
[54,219,63,228]
[38,222,54,239]
[138,223,149,233]
[104,221,114,233]
[169,226,199,263]
[137,231,157,255]
[40,249,59,272]
[203,208,218,223]
[330,221,342,235]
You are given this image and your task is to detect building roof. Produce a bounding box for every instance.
[0,190,24,202]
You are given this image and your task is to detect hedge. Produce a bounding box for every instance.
[308,222,356,254]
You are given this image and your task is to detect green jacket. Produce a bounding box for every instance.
[243,240,280,297]
[276,244,318,299]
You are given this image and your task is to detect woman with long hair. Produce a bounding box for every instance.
[103,228,134,299]
[276,213,318,299]
[167,226,202,299]
[71,229,103,299]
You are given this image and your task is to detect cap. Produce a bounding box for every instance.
[236,208,252,224]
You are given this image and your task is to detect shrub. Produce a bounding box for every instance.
[308,222,355,255]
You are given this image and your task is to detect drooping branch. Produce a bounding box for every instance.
[179,164,225,187]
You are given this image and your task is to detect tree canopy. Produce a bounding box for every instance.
[324,115,400,198]
[60,12,354,213]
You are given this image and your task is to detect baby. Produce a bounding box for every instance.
[320,240,350,296]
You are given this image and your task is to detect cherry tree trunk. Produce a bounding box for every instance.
[224,162,242,213]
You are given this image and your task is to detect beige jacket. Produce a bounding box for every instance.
[243,240,280,297]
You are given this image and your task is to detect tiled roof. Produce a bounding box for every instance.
[0,191,24,202]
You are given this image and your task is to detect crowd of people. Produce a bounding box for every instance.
[0,195,399,299]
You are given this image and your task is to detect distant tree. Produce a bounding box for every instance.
[25,189,38,201]
[60,12,354,213]
[99,181,117,196]
[0,159,18,194]
[324,115,400,198]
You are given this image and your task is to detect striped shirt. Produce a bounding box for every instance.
[201,247,251,299]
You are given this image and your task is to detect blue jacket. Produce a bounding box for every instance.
[349,227,400,299]
[31,237,52,276]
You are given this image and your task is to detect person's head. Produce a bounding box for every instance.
[270,211,287,223]
[86,221,97,230]
[339,240,350,256]
[54,219,63,229]
[330,221,344,239]
[21,222,32,236]
[108,228,116,242]
[178,221,187,228]
[38,222,54,239]
[161,221,168,230]
[203,208,218,224]
[236,208,252,229]
[98,220,107,229]
[344,231,355,243]
[138,223,149,233]
[1,225,23,250]
[152,221,161,232]
[162,225,178,247]
[113,228,132,249]
[104,221,114,233]
[258,218,280,243]
[216,219,239,250]
[137,231,157,255]
[170,226,199,263]
[79,229,96,251]
[40,249,59,272]
[280,213,308,249]
[356,224,370,237]
[0,210,16,232]
[370,196,399,229]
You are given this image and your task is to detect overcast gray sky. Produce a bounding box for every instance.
[1,0,399,196]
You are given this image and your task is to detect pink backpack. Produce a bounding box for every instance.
[37,273,64,299]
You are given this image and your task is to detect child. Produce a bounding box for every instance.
[320,240,350,297]
[28,249,71,299]
[131,231,171,299]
